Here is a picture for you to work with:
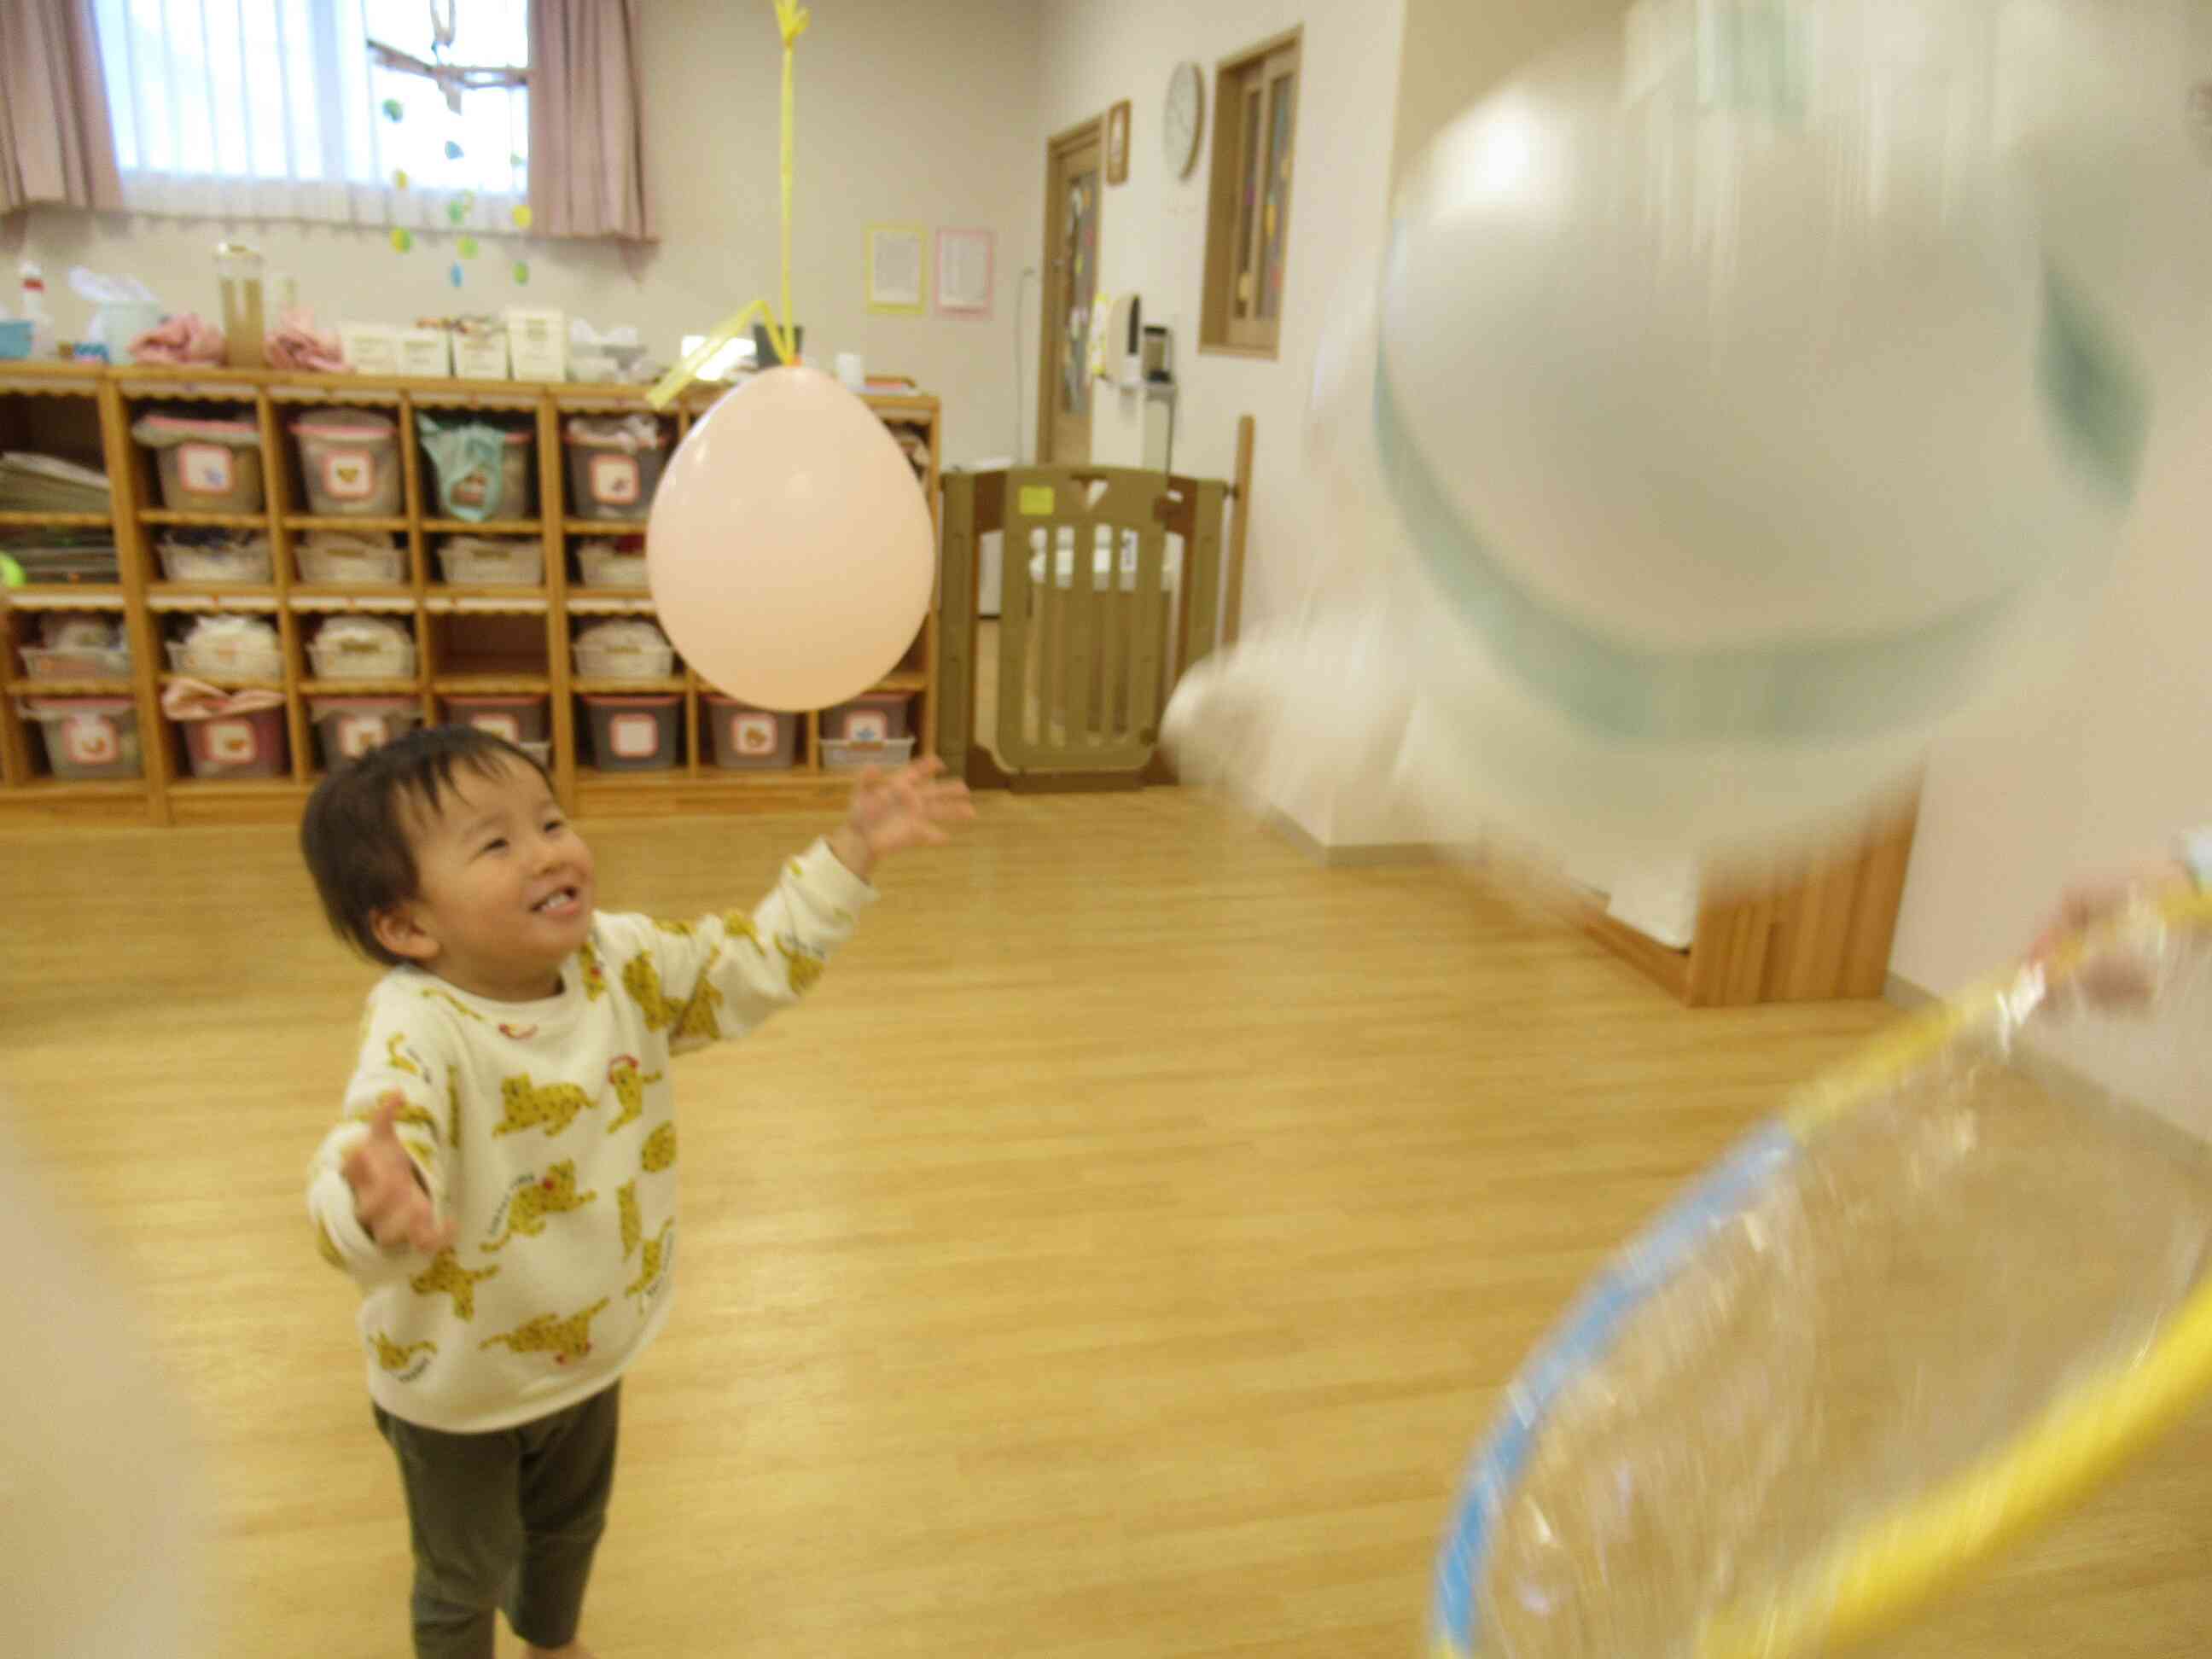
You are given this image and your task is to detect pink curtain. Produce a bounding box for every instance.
[528,0,655,242]
[0,0,122,218]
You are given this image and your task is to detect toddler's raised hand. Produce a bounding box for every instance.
[341,1092,454,1254]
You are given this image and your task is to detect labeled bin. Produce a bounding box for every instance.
[177,704,288,777]
[420,416,536,521]
[563,415,667,521]
[24,697,141,779]
[134,411,265,513]
[582,694,679,771]
[703,696,799,770]
[311,696,422,765]
[823,735,917,772]
[442,694,548,746]
[821,692,912,745]
[292,409,402,516]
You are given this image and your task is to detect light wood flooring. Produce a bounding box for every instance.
[2,789,2207,1655]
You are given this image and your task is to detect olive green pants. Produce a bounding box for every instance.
[374,1383,619,1659]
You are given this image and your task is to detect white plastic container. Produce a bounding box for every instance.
[307,616,416,680]
[167,614,283,681]
[437,536,544,587]
[572,620,673,681]
[158,534,274,585]
[575,538,649,591]
[19,642,132,681]
[822,735,917,772]
[297,533,405,587]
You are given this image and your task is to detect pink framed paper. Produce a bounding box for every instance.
[935,227,995,319]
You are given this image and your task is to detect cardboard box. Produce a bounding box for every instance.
[339,323,401,376]
[397,328,451,378]
[451,325,509,381]
[505,309,566,381]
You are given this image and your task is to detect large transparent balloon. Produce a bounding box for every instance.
[1170,0,2211,862]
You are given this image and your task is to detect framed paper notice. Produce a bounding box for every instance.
[866,224,927,314]
[935,227,994,319]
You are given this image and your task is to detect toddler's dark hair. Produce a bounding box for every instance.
[300,725,555,966]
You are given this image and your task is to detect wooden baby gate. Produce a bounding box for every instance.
[934,421,1251,791]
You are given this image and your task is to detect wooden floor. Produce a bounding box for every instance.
[3,789,2208,1656]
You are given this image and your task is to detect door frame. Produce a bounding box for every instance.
[1038,114,1107,465]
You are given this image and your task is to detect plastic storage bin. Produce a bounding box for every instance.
[821,693,912,744]
[311,696,422,765]
[166,614,283,681]
[575,538,649,591]
[297,532,404,586]
[158,533,273,585]
[307,616,416,680]
[20,613,132,680]
[178,705,288,777]
[24,698,141,779]
[292,409,403,516]
[703,696,799,770]
[563,415,667,521]
[420,416,536,521]
[442,694,548,746]
[133,411,265,513]
[436,535,544,586]
[572,620,673,681]
[823,734,917,772]
[582,694,679,771]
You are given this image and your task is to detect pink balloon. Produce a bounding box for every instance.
[646,366,934,712]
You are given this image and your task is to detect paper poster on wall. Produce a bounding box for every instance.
[866,225,927,314]
[934,228,994,318]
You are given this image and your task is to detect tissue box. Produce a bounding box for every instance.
[506,310,566,381]
[398,328,451,378]
[340,323,401,375]
[452,325,509,381]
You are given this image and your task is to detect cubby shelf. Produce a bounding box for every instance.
[0,364,939,824]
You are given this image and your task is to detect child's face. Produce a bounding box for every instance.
[375,759,597,1001]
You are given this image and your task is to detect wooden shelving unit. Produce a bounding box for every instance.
[0,364,941,827]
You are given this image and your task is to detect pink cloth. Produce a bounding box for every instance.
[160,678,284,719]
[265,311,346,373]
[127,312,225,366]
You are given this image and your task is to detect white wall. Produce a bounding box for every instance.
[0,0,1040,466]
[1890,375,2212,992]
[1036,0,1407,841]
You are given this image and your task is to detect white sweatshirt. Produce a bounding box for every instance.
[306,840,875,1432]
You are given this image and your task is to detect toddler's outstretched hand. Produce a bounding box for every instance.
[830,755,975,878]
[342,1092,454,1254]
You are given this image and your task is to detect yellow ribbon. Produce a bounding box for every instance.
[648,1,809,409]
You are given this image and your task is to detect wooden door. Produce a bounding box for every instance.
[1039,121,1103,466]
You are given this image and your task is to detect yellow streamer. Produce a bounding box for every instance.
[646,1,808,409]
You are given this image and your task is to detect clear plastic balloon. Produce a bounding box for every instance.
[647,367,934,713]
[1434,892,2212,1659]
[1171,0,2209,864]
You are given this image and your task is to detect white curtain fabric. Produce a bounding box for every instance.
[88,0,527,230]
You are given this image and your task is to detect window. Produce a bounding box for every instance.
[1202,29,1300,358]
[89,0,527,227]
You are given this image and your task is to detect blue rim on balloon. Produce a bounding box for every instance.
[1430,1120,1804,1656]
[1371,236,2147,749]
